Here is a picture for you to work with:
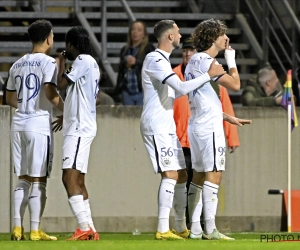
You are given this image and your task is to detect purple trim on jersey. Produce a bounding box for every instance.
[6,89,16,92]
[212,132,217,171]
[46,135,50,177]
[152,135,162,173]
[72,137,81,169]
[63,72,75,84]
[44,82,57,87]
[203,181,218,190]
[156,50,170,62]
[162,73,175,84]
[215,73,225,81]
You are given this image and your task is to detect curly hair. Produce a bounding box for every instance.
[65,26,92,55]
[192,19,227,52]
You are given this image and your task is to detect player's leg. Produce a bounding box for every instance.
[11,131,30,240]
[78,173,99,240]
[200,127,233,240]
[172,136,189,237]
[142,134,183,240]
[202,171,222,235]
[187,127,207,239]
[188,171,206,239]
[182,147,192,228]
[159,170,180,239]
[12,177,31,241]
[24,132,56,241]
[62,136,94,240]
[202,171,233,240]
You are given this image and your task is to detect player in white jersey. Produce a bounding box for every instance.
[54,26,100,241]
[140,20,226,240]
[185,19,251,240]
[6,20,64,241]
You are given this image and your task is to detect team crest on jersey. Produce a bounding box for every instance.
[66,67,74,74]
[162,157,171,166]
[220,157,225,167]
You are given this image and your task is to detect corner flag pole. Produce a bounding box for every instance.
[287,102,292,233]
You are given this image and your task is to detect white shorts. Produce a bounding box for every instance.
[11,131,53,177]
[62,135,94,174]
[189,123,226,172]
[142,133,186,174]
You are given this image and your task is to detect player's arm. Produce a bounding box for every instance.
[45,83,64,112]
[6,90,18,109]
[96,90,101,106]
[6,75,18,108]
[57,52,69,90]
[223,112,252,126]
[217,45,240,92]
[166,59,225,95]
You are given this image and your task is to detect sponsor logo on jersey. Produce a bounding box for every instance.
[63,157,69,162]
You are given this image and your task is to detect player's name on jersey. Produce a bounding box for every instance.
[13,61,41,69]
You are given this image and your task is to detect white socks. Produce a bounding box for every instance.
[28,182,47,231]
[203,181,219,234]
[68,195,89,231]
[14,179,31,227]
[157,178,176,233]
[173,182,187,233]
[188,182,203,235]
[84,199,96,232]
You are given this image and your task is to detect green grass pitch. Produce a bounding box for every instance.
[1,232,300,250]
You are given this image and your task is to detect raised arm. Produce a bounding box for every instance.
[217,45,240,92]
[57,51,69,90]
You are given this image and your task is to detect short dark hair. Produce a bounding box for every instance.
[154,20,175,39]
[192,19,227,52]
[28,19,52,44]
[65,26,92,55]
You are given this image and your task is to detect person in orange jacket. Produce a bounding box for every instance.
[173,37,240,225]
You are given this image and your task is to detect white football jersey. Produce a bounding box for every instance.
[7,53,57,135]
[140,49,177,135]
[185,52,223,132]
[63,54,100,137]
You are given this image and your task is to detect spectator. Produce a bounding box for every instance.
[242,66,283,106]
[115,20,155,105]
[173,37,240,226]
